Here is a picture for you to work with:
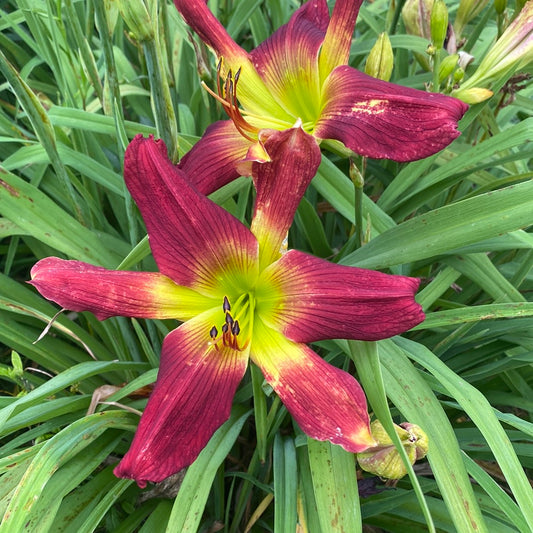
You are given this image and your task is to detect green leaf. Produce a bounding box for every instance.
[165,408,250,532]
[378,340,488,533]
[308,439,362,533]
[273,434,297,533]
[342,181,533,269]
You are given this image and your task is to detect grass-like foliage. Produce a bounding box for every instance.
[1,0,532,531]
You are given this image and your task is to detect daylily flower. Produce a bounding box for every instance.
[30,132,424,487]
[174,0,468,195]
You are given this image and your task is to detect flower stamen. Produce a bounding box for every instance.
[209,295,250,352]
[201,60,259,142]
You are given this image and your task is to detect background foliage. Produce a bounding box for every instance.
[0,0,532,531]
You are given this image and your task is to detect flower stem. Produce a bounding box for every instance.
[350,158,365,249]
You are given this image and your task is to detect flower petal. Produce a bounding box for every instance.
[29,257,212,321]
[249,0,329,123]
[173,0,247,64]
[172,1,286,119]
[251,324,374,452]
[114,311,249,487]
[315,66,469,161]
[125,135,258,294]
[249,127,321,269]
[178,121,250,195]
[259,250,425,343]
[319,0,364,80]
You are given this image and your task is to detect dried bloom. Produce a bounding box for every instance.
[357,420,429,480]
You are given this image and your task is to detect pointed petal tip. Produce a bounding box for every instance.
[111,320,248,490]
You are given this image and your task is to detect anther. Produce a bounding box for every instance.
[225,313,234,326]
[210,326,218,339]
[232,320,240,336]
[223,296,231,312]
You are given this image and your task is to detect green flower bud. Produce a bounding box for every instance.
[118,0,154,42]
[357,420,429,480]
[431,0,449,49]
[453,67,465,83]
[438,53,459,82]
[495,0,507,15]
[457,2,533,92]
[402,0,434,38]
[452,87,494,104]
[454,0,490,36]
[365,33,394,81]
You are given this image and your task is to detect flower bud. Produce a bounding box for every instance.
[495,0,507,16]
[455,2,533,92]
[365,33,394,81]
[402,0,434,39]
[438,53,459,82]
[454,0,490,36]
[118,0,154,42]
[431,0,449,49]
[402,0,438,70]
[357,420,429,480]
[453,67,465,83]
[103,0,119,36]
[452,87,494,104]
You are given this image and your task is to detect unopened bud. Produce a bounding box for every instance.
[357,420,429,480]
[349,159,364,188]
[431,0,449,49]
[453,67,465,83]
[454,0,490,36]
[118,0,154,42]
[103,0,119,36]
[365,33,394,81]
[452,87,494,104]
[402,0,434,39]
[456,2,533,92]
[495,0,507,15]
[439,53,459,81]
[402,0,435,70]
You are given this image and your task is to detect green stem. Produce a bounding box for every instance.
[350,158,365,249]
[349,340,436,533]
[143,3,179,163]
[432,48,441,92]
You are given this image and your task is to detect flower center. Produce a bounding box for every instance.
[209,294,254,352]
[201,61,260,142]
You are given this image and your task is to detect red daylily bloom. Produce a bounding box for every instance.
[174,0,468,194]
[30,133,424,487]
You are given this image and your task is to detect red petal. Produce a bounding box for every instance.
[178,121,251,195]
[250,127,321,268]
[124,135,258,294]
[319,0,364,78]
[173,0,247,64]
[260,250,425,343]
[249,0,329,122]
[172,1,284,118]
[29,257,212,321]
[315,66,468,161]
[251,326,374,452]
[114,313,249,487]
